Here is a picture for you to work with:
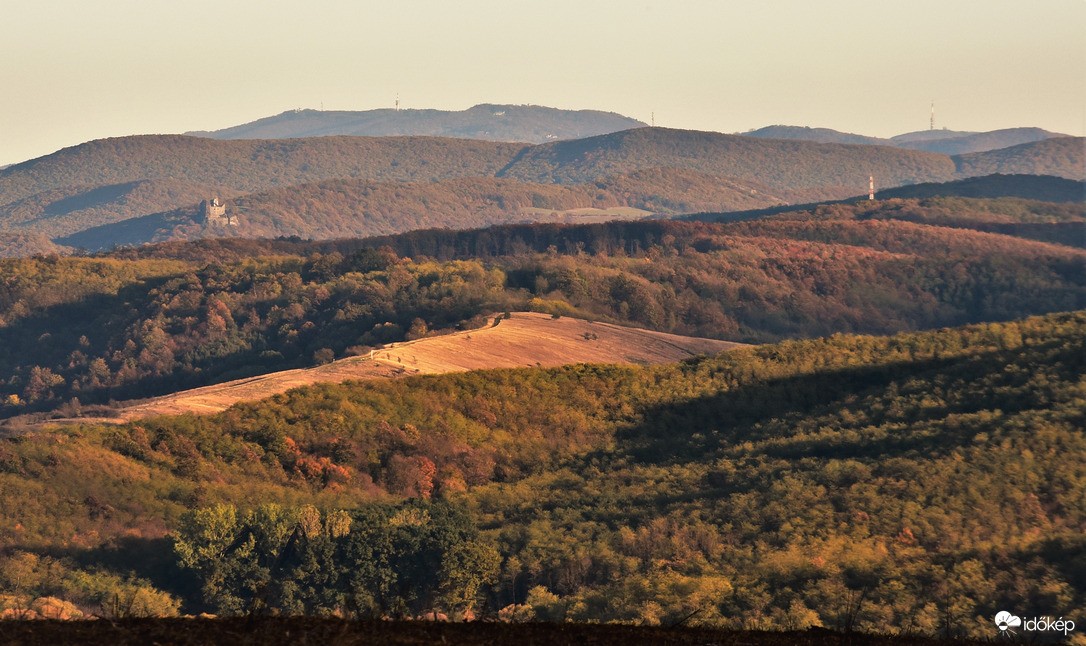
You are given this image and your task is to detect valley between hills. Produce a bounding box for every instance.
[0,107,1083,642]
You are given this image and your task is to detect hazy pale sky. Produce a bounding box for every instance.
[2,0,1083,166]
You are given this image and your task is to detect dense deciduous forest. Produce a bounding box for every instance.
[1,198,1083,416]
[0,232,70,258]
[0,311,1081,638]
[0,187,1082,638]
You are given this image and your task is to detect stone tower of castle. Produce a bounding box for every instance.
[201,198,237,227]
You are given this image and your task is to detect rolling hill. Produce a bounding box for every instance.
[0,135,526,206]
[187,104,647,144]
[1,129,1082,256]
[891,127,1068,155]
[0,178,243,241]
[54,170,832,252]
[953,136,1085,179]
[0,232,71,258]
[497,127,959,188]
[741,125,888,146]
[55,312,741,422]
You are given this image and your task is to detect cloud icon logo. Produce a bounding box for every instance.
[995,611,1022,633]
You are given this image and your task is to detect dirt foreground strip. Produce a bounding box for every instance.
[0,617,992,646]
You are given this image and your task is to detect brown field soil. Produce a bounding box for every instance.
[82,313,742,422]
[0,617,994,646]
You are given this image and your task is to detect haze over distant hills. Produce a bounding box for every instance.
[187,104,647,144]
[190,105,1069,156]
[742,124,1070,155]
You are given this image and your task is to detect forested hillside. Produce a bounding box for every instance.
[741,125,887,146]
[715,196,1086,249]
[0,310,1081,636]
[954,137,1085,180]
[2,198,1083,418]
[497,128,958,188]
[2,129,1081,256]
[893,127,1067,155]
[0,232,71,258]
[0,135,525,206]
[0,179,243,241]
[55,170,828,252]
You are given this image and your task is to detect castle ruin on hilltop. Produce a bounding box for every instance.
[201,198,238,227]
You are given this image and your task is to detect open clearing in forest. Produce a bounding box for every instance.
[92,312,742,421]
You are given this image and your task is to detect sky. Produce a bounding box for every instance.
[2,0,1084,166]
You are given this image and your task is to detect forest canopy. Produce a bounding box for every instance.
[0,310,1081,636]
[2,199,1083,416]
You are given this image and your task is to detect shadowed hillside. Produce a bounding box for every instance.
[954,137,1085,179]
[874,174,1084,202]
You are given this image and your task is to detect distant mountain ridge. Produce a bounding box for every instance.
[187,104,647,144]
[193,106,1067,156]
[743,125,1069,155]
[741,125,887,146]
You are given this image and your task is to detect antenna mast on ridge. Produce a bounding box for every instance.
[930,101,935,131]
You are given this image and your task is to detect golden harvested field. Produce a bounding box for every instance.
[106,312,741,421]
